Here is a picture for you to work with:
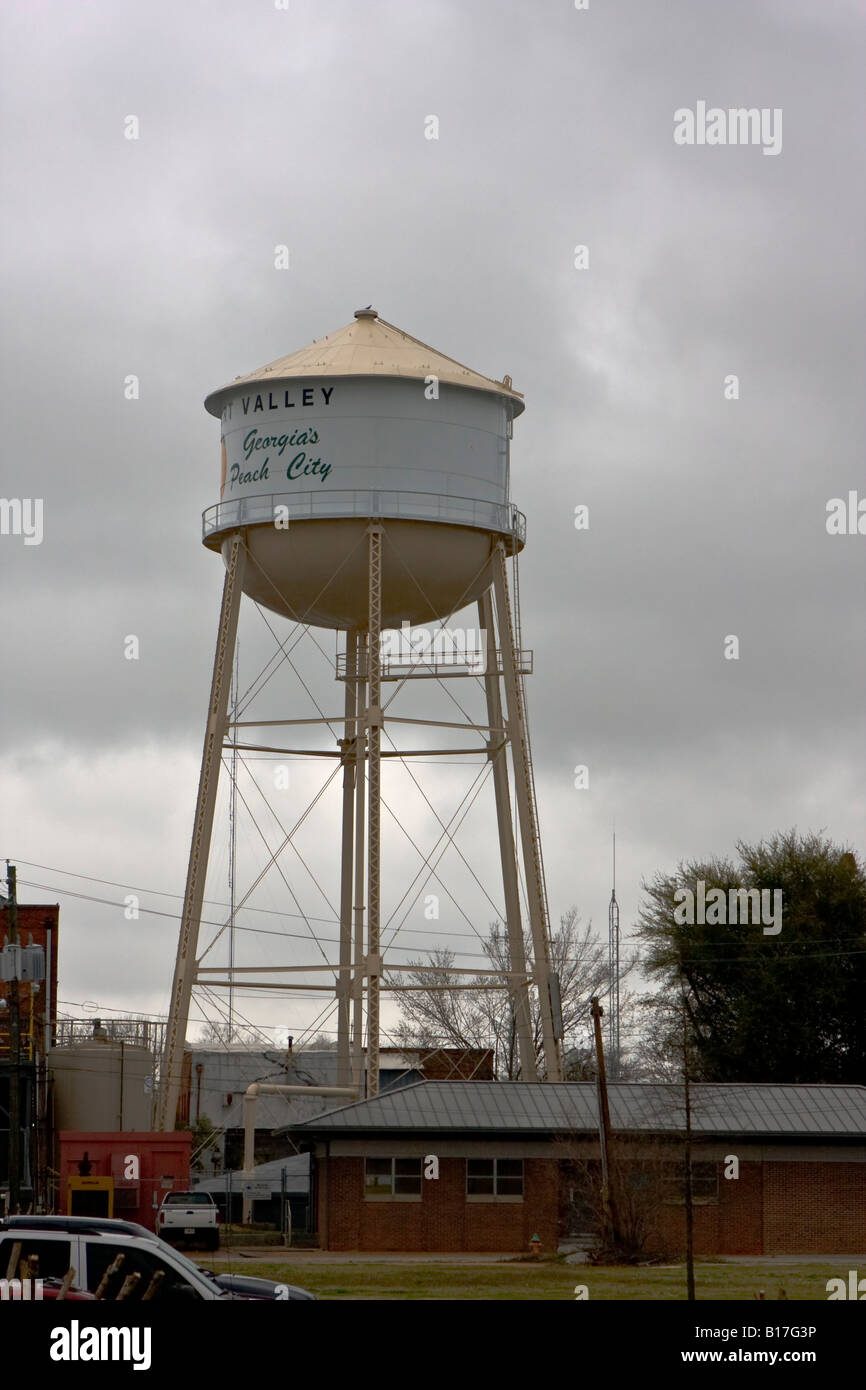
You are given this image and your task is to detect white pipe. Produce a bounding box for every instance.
[240,1083,358,1225]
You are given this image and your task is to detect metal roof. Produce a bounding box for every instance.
[204,308,525,417]
[286,1081,866,1140]
[196,1153,310,1195]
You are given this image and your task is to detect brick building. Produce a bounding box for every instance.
[0,902,59,1210]
[287,1080,866,1256]
[0,903,59,1052]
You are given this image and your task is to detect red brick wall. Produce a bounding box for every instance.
[718,1158,763,1255]
[0,904,59,1058]
[635,1158,866,1257]
[324,1156,558,1253]
[764,1162,866,1255]
[322,1151,866,1255]
[417,1050,495,1081]
[651,1161,764,1257]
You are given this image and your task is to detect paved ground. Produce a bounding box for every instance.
[211,1249,527,1264]
[715,1254,866,1265]
[207,1247,865,1266]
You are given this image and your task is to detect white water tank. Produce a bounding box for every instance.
[202,309,526,629]
[48,1029,154,1131]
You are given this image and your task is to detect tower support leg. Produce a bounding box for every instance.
[336,632,358,1088]
[491,542,562,1081]
[352,633,367,1091]
[478,588,537,1080]
[365,525,383,1097]
[158,532,247,1130]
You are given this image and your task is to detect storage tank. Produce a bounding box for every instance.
[202,308,526,629]
[48,1024,154,1132]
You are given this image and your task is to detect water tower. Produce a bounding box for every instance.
[158,309,562,1130]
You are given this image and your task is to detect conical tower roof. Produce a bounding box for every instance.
[204,307,524,417]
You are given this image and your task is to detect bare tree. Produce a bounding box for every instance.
[392,908,634,1078]
[628,995,689,1083]
[194,1020,264,1047]
[563,1145,672,1262]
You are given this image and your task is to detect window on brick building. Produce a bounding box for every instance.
[364,1157,422,1200]
[466,1157,524,1201]
[661,1160,719,1205]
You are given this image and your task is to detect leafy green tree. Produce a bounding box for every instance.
[636,831,866,1083]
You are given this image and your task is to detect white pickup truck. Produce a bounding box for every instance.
[157,1191,220,1251]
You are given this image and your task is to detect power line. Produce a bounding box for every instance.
[12,862,511,946]
[15,877,498,960]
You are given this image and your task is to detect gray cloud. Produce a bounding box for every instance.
[2,0,863,1042]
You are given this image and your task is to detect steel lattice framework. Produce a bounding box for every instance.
[158,523,563,1137]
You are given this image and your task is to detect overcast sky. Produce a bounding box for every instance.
[2,0,863,1058]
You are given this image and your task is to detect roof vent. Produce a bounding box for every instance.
[354,305,378,320]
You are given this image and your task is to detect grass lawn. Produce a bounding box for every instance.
[202,1253,855,1300]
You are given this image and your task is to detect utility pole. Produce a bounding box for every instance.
[608,830,621,1079]
[681,982,696,1301]
[590,995,619,1253]
[5,864,21,1213]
